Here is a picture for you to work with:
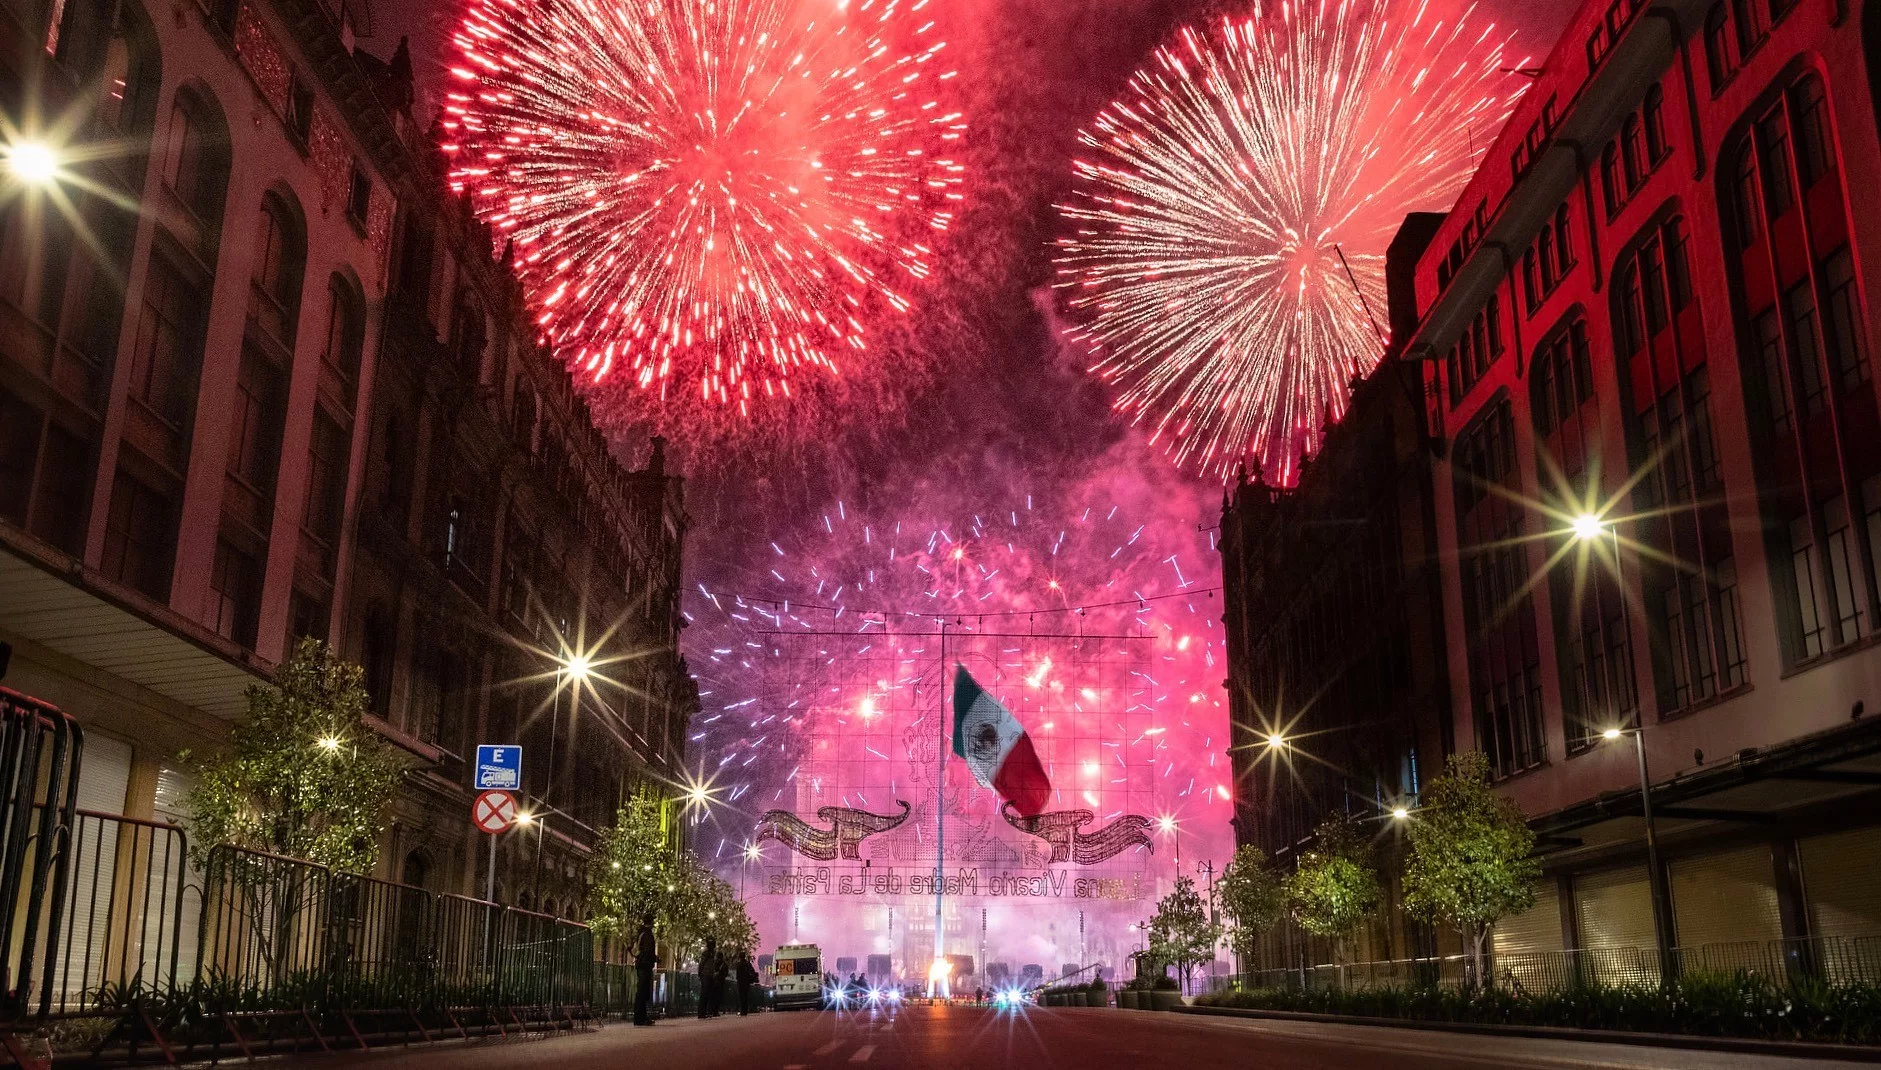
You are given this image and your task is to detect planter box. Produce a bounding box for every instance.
[1088,990,1109,1008]
[1150,990,1183,1012]
[1070,993,1087,1007]
[1119,990,1141,1010]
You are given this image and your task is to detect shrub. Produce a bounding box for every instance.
[1152,975,1180,991]
[1191,971,1881,1045]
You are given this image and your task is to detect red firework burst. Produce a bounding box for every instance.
[445,0,965,436]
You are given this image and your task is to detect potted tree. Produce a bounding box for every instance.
[1088,978,1110,1007]
[1149,974,1182,1011]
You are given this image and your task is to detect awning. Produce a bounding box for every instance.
[1531,716,1881,862]
[0,531,267,721]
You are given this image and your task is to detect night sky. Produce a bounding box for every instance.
[376,0,1573,935]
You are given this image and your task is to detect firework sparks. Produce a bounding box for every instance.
[1055,0,1525,482]
[445,0,966,435]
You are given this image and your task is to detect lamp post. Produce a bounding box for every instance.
[533,654,590,902]
[1603,725,1675,983]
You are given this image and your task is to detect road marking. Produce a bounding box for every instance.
[849,1045,875,1062]
[813,1041,843,1056]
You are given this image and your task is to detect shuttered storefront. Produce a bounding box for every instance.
[1669,844,1782,973]
[1799,825,1881,982]
[1573,866,1659,985]
[150,766,201,984]
[1492,880,1562,992]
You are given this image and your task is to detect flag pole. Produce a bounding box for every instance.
[933,619,947,998]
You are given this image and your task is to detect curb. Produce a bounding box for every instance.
[1173,1004,1881,1062]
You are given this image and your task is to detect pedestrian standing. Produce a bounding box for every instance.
[698,937,719,1019]
[632,915,658,1027]
[737,951,758,1016]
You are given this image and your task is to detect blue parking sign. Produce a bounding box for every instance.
[475,745,522,790]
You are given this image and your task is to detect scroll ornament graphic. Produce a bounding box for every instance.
[1001,805,1155,865]
[754,801,913,862]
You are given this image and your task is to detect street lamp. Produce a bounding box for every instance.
[1603,724,1675,984]
[1389,806,1410,821]
[3,140,60,186]
[1264,732,1287,750]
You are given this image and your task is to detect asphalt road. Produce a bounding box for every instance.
[267,1005,1877,1070]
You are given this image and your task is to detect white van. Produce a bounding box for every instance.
[772,943,824,1010]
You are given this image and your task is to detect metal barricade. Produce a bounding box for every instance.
[0,686,83,1024]
[44,810,195,1016]
[197,845,334,1009]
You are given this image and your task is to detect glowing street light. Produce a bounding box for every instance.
[560,653,592,681]
[1570,513,1608,542]
[743,843,762,862]
[1602,726,1624,741]
[1264,732,1287,749]
[514,810,535,826]
[1390,806,1410,821]
[316,735,343,753]
[3,140,60,186]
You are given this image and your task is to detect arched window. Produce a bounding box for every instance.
[1729,142,1762,249]
[1553,203,1575,276]
[322,273,366,391]
[452,291,487,380]
[1790,76,1834,188]
[163,87,231,243]
[1601,144,1623,216]
[1704,3,1735,89]
[250,193,306,345]
[1621,114,1645,188]
[1644,86,1669,163]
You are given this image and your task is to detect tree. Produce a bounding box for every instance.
[1218,845,1286,968]
[181,637,407,980]
[1402,751,1541,990]
[586,795,682,941]
[1286,815,1382,966]
[182,637,406,871]
[1146,875,1221,993]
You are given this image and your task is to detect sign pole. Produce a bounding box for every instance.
[933,619,947,998]
[484,831,497,965]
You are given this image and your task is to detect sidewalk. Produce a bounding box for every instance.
[1172,1005,1881,1066]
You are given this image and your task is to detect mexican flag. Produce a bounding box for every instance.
[952,666,1052,816]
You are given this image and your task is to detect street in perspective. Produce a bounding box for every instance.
[1,0,1879,1066]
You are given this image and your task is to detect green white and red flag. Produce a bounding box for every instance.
[951,666,1052,817]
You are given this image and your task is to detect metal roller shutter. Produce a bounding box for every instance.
[1800,826,1881,939]
[1492,880,1563,993]
[1493,880,1563,956]
[56,735,132,1008]
[1573,866,1659,986]
[1669,844,1781,974]
[151,766,201,984]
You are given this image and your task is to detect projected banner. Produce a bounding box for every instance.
[763,864,1142,900]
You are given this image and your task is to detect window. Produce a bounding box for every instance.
[1621,115,1645,189]
[1792,77,1833,188]
[1732,0,1768,56]
[1786,279,1826,415]
[1522,248,1542,313]
[1602,145,1623,216]
[163,91,229,229]
[1864,475,1881,616]
[304,412,348,552]
[128,251,205,426]
[1753,308,1793,436]
[346,164,371,227]
[1644,86,1668,163]
[1757,108,1795,220]
[102,468,174,601]
[1553,204,1575,279]
[452,293,486,380]
[1455,399,1547,778]
[1821,248,1870,391]
[1444,298,1504,405]
[1704,4,1736,90]
[1789,513,1826,659]
[1822,497,1868,644]
[208,538,260,646]
[289,588,328,643]
[361,603,395,717]
[1730,144,1762,249]
[250,195,305,343]
[322,275,366,387]
[286,74,314,146]
[1617,218,1747,712]
[226,352,284,494]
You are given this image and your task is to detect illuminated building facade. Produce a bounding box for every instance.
[1226,0,1881,975]
[0,0,694,911]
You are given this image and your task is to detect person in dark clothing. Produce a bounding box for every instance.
[736,952,758,1016]
[632,916,658,1026]
[698,937,719,1019]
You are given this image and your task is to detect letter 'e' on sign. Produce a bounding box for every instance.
[475,745,521,790]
